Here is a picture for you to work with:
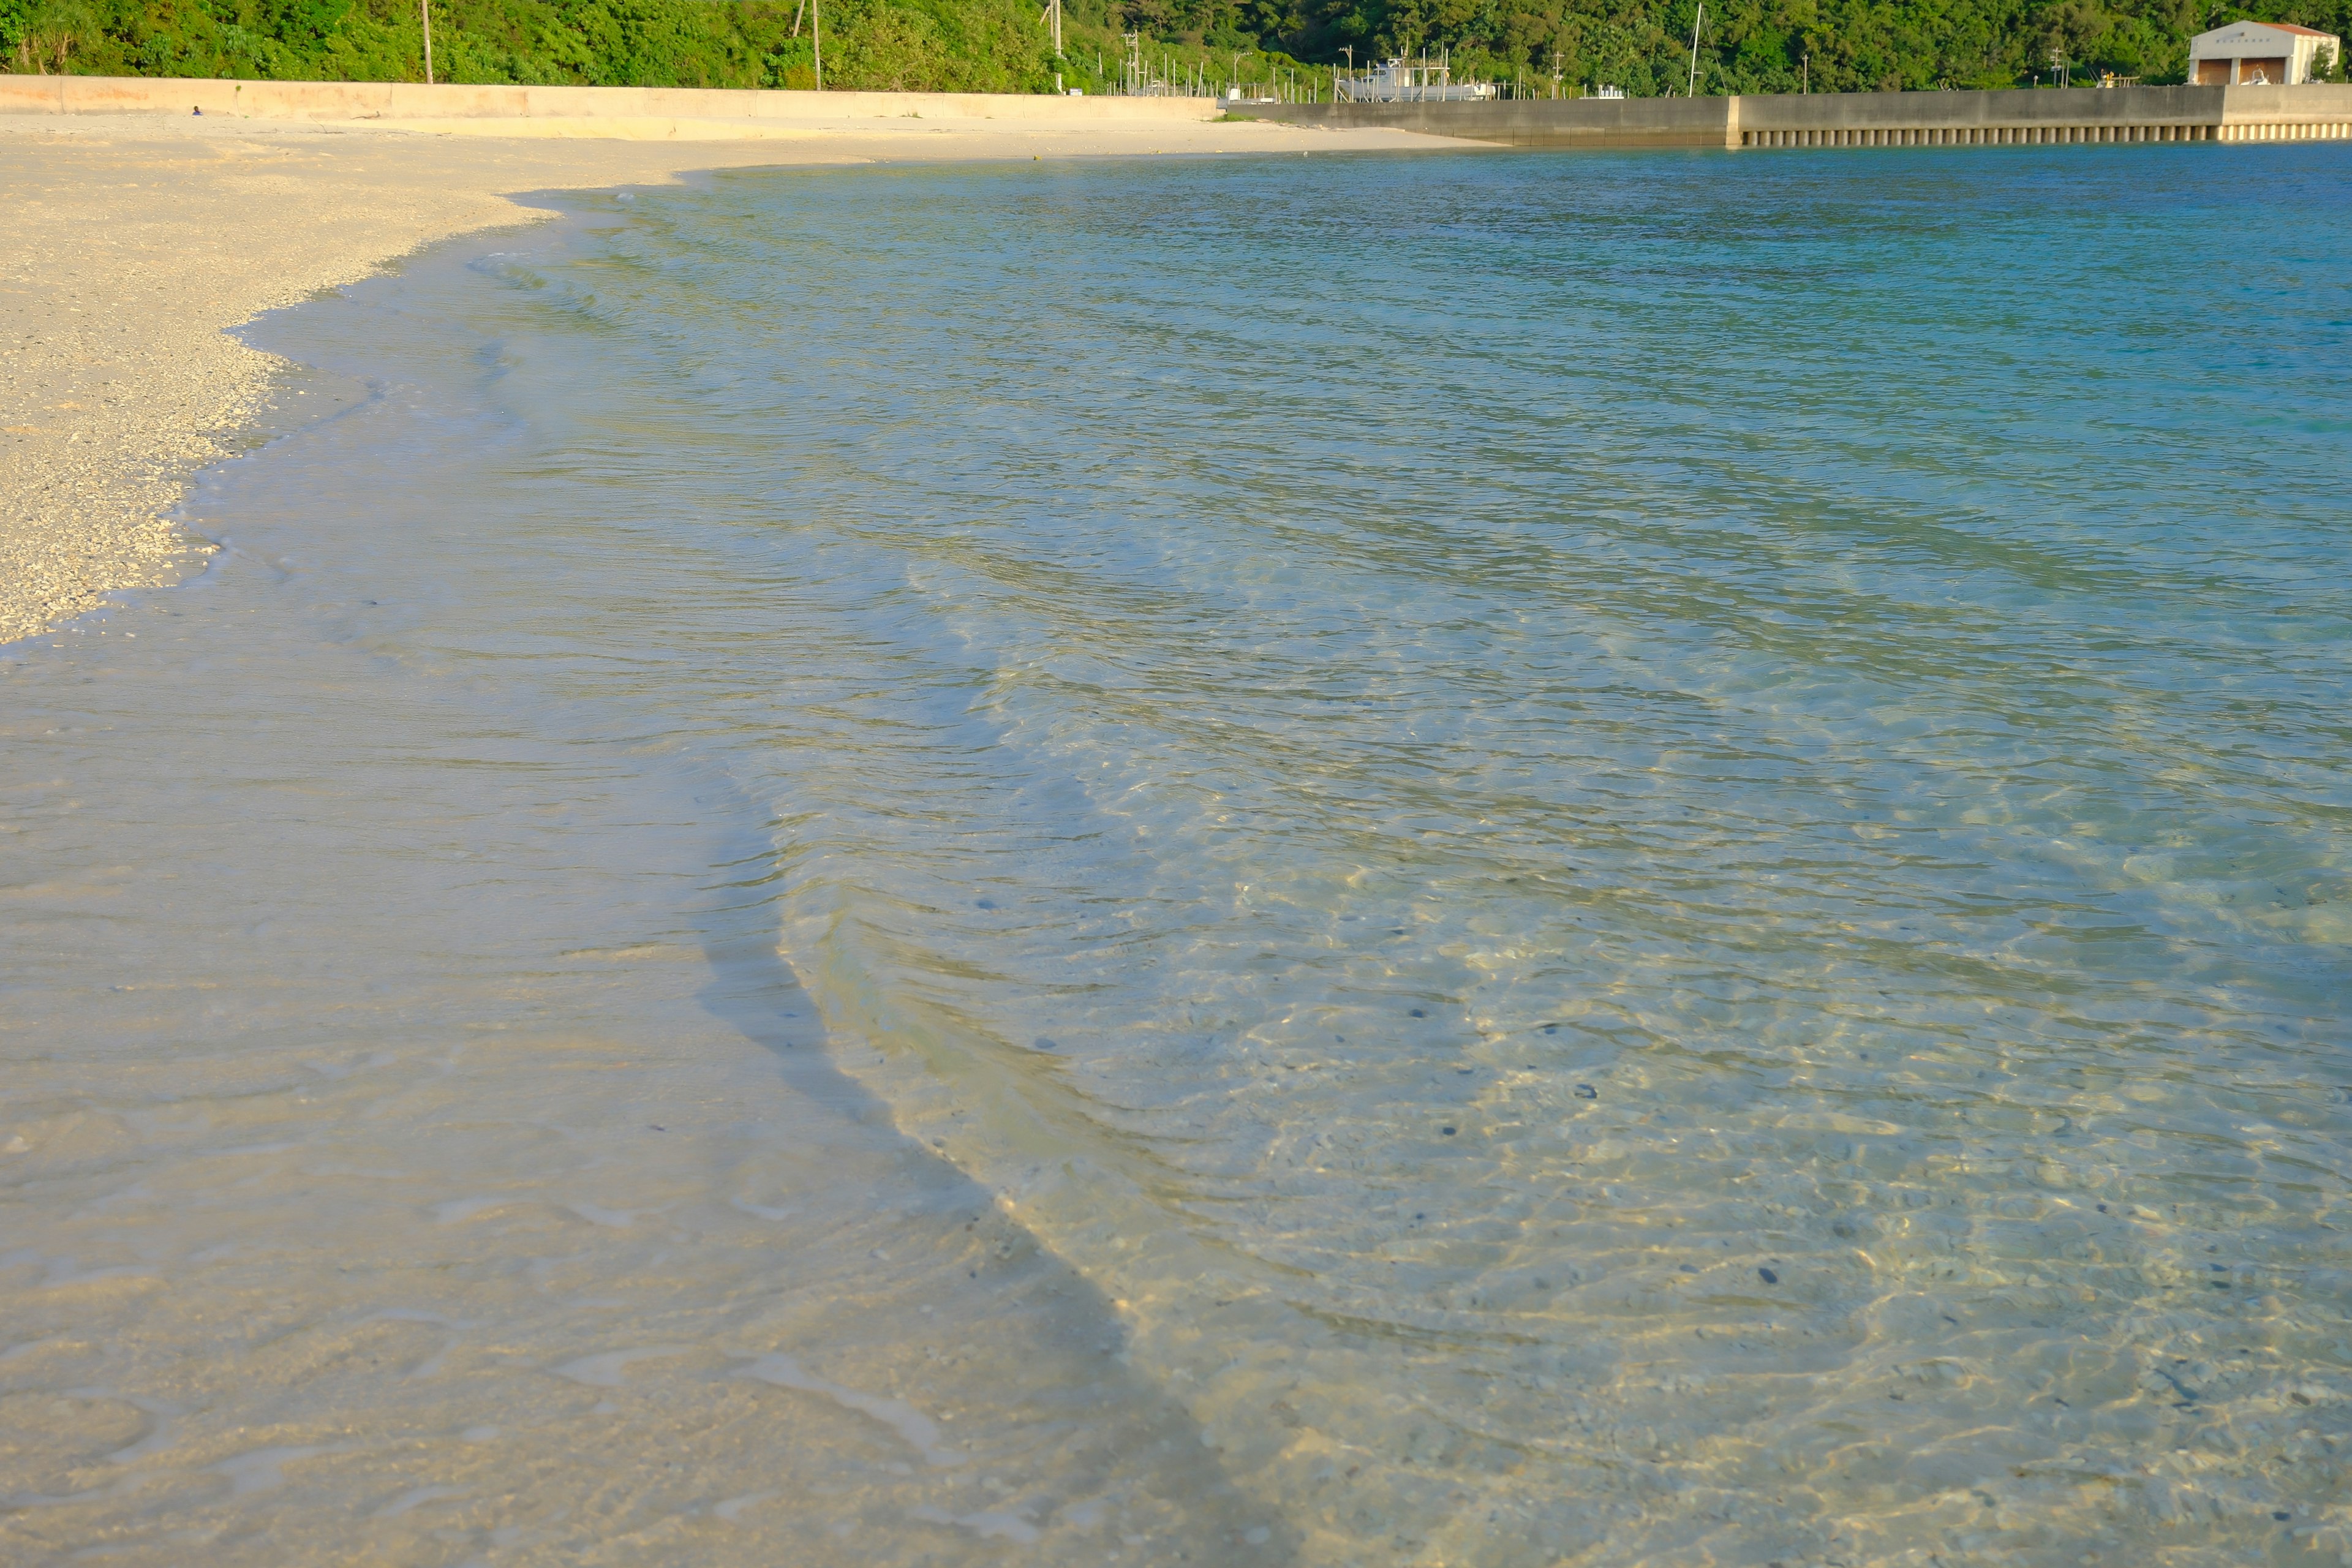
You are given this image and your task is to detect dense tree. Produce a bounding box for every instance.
[1290,0,2350,91]
[2,0,2342,92]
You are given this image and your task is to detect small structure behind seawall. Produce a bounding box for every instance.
[1233,83,2352,149]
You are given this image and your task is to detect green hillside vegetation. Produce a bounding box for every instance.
[2,0,2344,98]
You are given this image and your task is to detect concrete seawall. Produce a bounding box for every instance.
[1236,82,2352,149]
[9,74,2348,148]
[0,74,1225,129]
[1236,96,1737,149]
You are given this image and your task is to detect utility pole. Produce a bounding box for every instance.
[421,0,434,85]
[1686,3,1703,97]
[1551,50,1562,99]
[1052,0,1061,58]
[1802,51,1808,93]
[813,0,821,89]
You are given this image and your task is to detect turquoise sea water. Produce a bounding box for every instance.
[6,145,2351,1565]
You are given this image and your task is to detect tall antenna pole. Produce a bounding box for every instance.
[1686,3,1703,96]
[421,0,434,85]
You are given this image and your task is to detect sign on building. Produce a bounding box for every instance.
[2187,21,2340,86]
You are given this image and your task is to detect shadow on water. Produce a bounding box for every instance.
[688,794,1297,1561]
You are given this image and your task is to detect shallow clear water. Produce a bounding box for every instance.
[7,145,2352,1566]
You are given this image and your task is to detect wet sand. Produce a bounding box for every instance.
[1,154,1321,1558]
[0,108,1446,645]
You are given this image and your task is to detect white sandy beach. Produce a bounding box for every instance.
[0,104,1447,645]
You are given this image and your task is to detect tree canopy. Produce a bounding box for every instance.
[3,0,2343,97]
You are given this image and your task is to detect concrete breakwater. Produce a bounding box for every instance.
[1235,82,2352,149]
[10,75,2345,149]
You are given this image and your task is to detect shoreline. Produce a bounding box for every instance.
[0,108,1452,645]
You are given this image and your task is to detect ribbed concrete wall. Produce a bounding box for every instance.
[2214,80,2352,139]
[1738,82,2352,146]
[1740,83,2217,135]
[1236,82,2352,149]
[0,74,1223,126]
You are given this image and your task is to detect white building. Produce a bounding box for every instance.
[2187,20,2340,86]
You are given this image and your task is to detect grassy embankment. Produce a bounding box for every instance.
[2,0,2344,98]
